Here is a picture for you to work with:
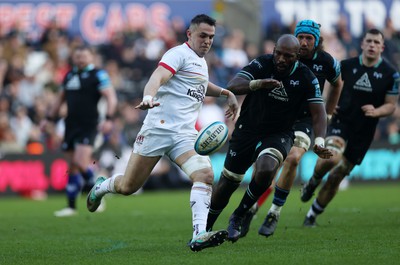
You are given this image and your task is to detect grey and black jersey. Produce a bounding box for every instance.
[235,54,324,135]
[337,56,399,134]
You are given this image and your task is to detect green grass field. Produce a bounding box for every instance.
[1,183,399,265]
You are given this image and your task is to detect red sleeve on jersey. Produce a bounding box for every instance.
[159,62,176,75]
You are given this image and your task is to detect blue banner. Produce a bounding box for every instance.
[261,0,400,37]
[0,0,213,44]
[1,0,399,44]
[210,148,400,183]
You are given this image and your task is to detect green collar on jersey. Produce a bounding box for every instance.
[359,55,382,68]
[73,64,95,73]
[289,61,299,76]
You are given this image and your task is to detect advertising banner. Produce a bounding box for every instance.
[1,147,399,195]
[0,0,213,44]
[1,0,399,44]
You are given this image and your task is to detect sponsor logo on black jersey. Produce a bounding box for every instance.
[354,73,372,92]
[269,85,289,102]
[187,84,205,102]
[65,75,81,90]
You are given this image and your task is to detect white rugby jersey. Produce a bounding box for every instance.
[143,42,209,133]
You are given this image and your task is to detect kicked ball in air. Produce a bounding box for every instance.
[194,121,229,155]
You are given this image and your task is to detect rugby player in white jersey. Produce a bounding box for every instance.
[86,14,239,252]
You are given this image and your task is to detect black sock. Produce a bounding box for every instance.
[234,179,266,217]
[207,174,240,230]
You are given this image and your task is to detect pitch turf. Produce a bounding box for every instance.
[1,183,399,265]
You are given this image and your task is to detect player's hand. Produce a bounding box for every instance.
[225,91,239,120]
[135,95,160,110]
[313,144,333,159]
[361,104,378,117]
[249,78,281,91]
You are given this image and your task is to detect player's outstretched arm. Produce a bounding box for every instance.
[226,76,281,95]
[135,66,172,110]
[207,81,239,121]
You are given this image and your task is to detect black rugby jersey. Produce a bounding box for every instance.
[298,51,341,118]
[236,54,323,134]
[61,64,112,128]
[338,56,399,132]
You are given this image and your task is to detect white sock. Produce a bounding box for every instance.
[95,173,120,197]
[269,203,282,215]
[306,207,317,218]
[190,182,212,238]
[307,199,324,218]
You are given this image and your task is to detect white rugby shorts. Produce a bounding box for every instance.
[133,127,196,161]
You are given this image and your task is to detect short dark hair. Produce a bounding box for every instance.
[190,14,216,27]
[363,28,384,40]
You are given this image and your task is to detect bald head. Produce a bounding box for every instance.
[276,34,300,51]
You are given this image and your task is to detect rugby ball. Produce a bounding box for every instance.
[194,121,229,155]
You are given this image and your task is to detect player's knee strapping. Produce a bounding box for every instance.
[258,147,284,167]
[181,154,211,177]
[222,168,245,183]
[293,131,311,150]
[325,136,345,154]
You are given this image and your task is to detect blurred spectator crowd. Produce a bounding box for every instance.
[1,16,400,179]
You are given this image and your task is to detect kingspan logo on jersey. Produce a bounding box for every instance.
[66,75,81,90]
[269,82,289,102]
[354,73,372,92]
[187,84,206,102]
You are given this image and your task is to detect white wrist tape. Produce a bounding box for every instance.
[249,80,262,91]
[142,95,153,103]
[327,114,332,121]
[314,137,325,148]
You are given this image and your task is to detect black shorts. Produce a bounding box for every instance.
[293,117,313,137]
[327,118,374,165]
[223,129,294,175]
[61,126,98,151]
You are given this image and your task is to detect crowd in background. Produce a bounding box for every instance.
[1,16,400,182]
